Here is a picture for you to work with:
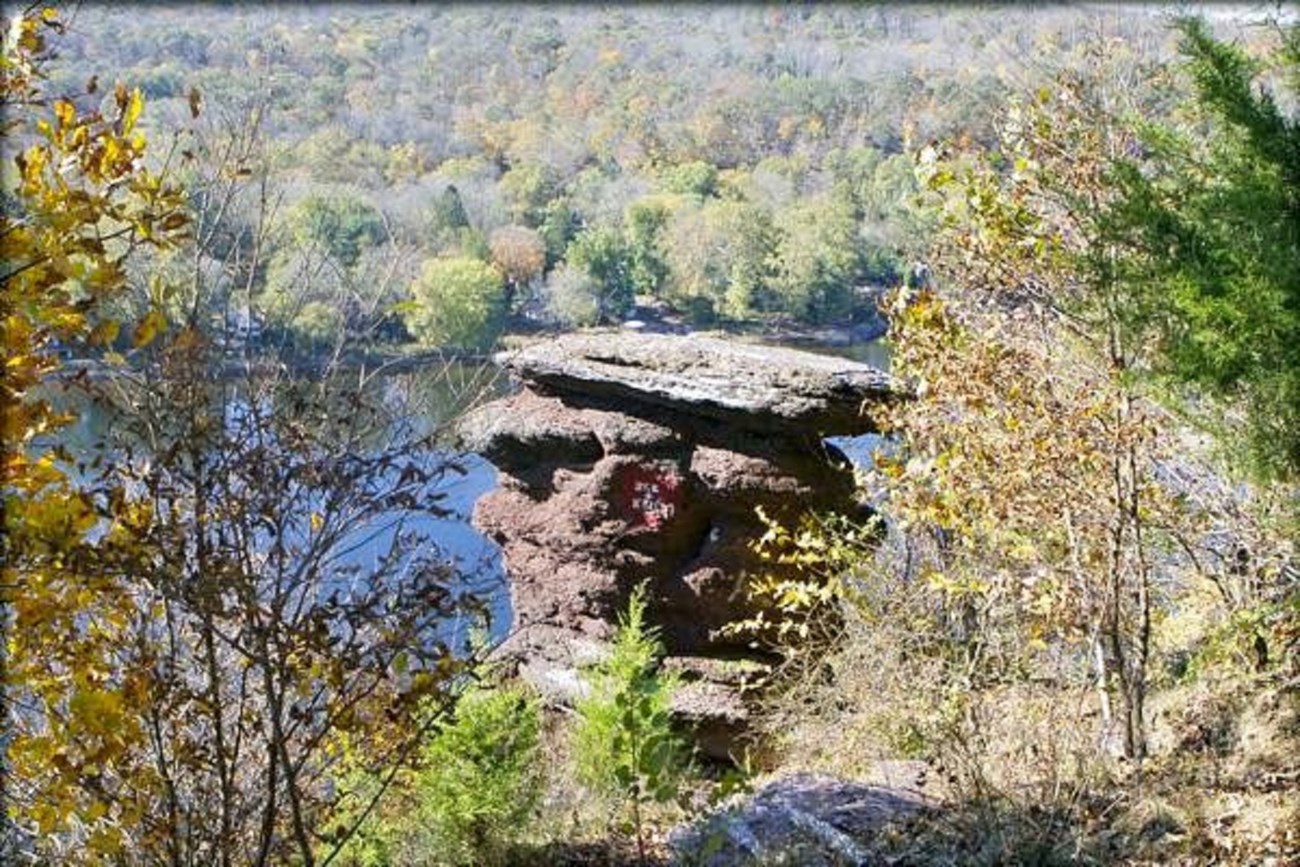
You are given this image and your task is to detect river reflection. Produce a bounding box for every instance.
[43,359,515,646]
[817,337,891,371]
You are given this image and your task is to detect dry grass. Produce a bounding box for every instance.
[747,575,1300,866]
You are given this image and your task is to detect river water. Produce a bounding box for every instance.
[43,340,887,646]
[42,359,515,646]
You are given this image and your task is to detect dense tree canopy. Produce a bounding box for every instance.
[1113,18,1300,479]
[402,256,506,351]
[35,3,1200,343]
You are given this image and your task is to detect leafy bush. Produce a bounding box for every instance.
[402,256,505,350]
[285,193,385,267]
[543,262,602,327]
[723,507,881,649]
[574,585,691,857]
[406,684,544,866]
[564,226,634,321]
[324,683,543,867]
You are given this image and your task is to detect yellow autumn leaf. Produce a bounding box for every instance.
[69,687,124,735]
[88,319,119,347]
[53,98,74,131]
[132,308,167,348]
[99,136,123,173]
[87,824,124,855]
[31,803,60,835]
[122,87,143,135]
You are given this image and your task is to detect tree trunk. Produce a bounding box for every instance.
[1123,432,1151,761]
[1,595,10,864]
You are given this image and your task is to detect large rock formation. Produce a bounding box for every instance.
[458,332,896,758]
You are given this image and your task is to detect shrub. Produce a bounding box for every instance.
[402,256,505,351]
[543,262,602,327]
[407,683,544,866]
[574,585,691,859]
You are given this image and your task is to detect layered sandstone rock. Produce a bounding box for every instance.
[458,332,896,759]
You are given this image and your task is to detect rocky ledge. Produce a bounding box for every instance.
[459,332,898,760]
[493,332,894,437]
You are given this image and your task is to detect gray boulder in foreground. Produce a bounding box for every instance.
[671,772,928,867]
[496,332,898,437]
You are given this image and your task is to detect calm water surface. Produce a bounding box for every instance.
[45,360,515,643]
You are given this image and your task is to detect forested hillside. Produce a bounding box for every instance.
[35,4,1214,350]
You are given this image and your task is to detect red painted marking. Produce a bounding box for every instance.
[617,464,682,530]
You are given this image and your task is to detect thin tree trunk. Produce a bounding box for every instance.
[1107,446,1135,758]
[265,642,315,866]
[193,450,237,866]
[1065,508,1114,744]
[1090,624,1114,740]
[254,629,282,867]
[202,620,236,866]
[278,715,316,867]
[254,737,280,867]
[1,591,10,865]
[146,702,184,867]
[1124,426,1151,761]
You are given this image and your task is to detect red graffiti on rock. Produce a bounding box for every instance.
[618,464,682,530]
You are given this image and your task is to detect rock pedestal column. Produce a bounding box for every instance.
[457,333,895,759]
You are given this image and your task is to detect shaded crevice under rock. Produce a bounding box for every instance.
[459,333,898,761]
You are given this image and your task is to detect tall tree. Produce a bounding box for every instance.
[87,336,478,865]
[401,256,506,350]
[1110,18,1300,480]
[662,198,773,323]
[487,224,546,311]
[893,38,1190,760]
[892,19,1300,761]
[284,194,386,269]
[4,14,488,861]
[769,189,862,324]
[564,226,634,322]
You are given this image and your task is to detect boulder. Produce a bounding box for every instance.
[670,772,929,866]
[670,679,752,764]
[457,389,680,475]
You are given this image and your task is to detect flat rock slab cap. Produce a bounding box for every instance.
[496,332,895,437]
